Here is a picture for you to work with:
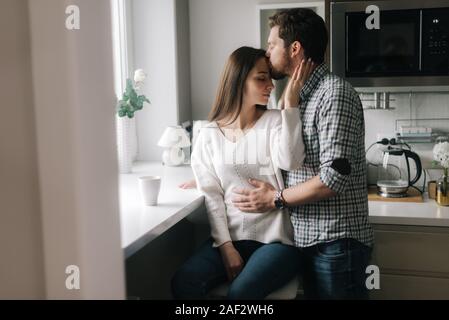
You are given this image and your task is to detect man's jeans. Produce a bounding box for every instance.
[300,238,373,299]
[171,239,301,300]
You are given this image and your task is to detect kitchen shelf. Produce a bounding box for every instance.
[395,118,449,144]
[397,133,438,144]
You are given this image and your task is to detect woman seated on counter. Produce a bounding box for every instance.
[171,46,313,299]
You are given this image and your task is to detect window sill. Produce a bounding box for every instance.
[119,161,203,258]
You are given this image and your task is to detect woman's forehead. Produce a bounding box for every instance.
[252,58,270,73]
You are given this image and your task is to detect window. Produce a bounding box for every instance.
[111,0,138,172]
[111,0,132,98]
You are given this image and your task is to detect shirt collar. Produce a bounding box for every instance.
[299,63,329,100]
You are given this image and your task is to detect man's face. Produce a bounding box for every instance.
[266,26,292,80]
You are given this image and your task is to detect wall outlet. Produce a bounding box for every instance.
[376,133,397,146]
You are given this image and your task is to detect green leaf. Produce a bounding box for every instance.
[125,79,133,93]
[137,95,150,106]
[118,79,150,117]
[432,160,441,167]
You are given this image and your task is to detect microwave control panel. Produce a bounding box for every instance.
[422,8,449,73]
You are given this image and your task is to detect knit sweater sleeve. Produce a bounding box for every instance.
[190,129,231,247]
[270,108,305,171]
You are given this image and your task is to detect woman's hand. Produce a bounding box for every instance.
[178,179,197,189]
[219,242,244,282]
[284,58,315,108]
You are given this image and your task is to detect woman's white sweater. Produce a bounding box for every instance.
[191,108,304,247]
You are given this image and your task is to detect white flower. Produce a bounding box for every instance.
[134,69,146,83]
[433,142,449,168]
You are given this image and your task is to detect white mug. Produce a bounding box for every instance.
[138,176,161,206]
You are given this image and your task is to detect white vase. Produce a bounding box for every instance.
[116,116,135,173]
[129,116,138,162]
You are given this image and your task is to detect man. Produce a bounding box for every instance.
[232,8,374,299]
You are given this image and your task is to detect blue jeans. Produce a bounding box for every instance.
[300,238,373,300]
[171,239,301,300]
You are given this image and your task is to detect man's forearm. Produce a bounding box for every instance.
[282,175,337,207]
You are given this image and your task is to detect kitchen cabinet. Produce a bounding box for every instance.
[369,224,449,299]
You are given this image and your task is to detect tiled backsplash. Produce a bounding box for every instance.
[364,92,449,188]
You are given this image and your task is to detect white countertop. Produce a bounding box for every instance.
[120,161,449,258]
[119,162,203,258]
[369,194,449,227]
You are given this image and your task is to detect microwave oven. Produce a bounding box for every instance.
[331,0,449,92]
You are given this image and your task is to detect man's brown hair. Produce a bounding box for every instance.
[269,8,328,63]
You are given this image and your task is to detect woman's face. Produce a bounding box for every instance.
[243,57,274,106]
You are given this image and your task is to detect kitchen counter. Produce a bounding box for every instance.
[369,194,449,227]
[119,162,449,258]
[119,162,203,258]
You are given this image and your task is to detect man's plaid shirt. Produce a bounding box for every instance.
[283,63,374,248]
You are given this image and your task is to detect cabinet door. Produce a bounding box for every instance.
[370,225,449,299]
[370,274,449,300]
[372,227,449,274]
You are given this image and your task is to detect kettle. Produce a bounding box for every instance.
[377,146,422,198]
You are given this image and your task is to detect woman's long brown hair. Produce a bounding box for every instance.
[208,47,267,125]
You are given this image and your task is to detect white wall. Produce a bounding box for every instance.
[28,0,125,299]
[0,0,45,299]
[175,0,192,125]
[132,0,179,161]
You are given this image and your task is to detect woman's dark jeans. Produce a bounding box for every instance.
[171,239,301,300]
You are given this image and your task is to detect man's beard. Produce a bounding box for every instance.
[269,54,292,80]
[270,67,287,80]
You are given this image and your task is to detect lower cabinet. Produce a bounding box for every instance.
[369,224,449,299]
[370,273,449,299]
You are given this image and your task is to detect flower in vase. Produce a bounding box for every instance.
[433,142,449,169]
[134,69,146,83]
[117,69,150,119]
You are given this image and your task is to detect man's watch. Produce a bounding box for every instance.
[274,189,286,209]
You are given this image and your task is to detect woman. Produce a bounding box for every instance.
[172,46,313,299]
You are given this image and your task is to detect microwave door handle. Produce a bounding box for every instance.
[419,9,422,71]
[345,14,349,73]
